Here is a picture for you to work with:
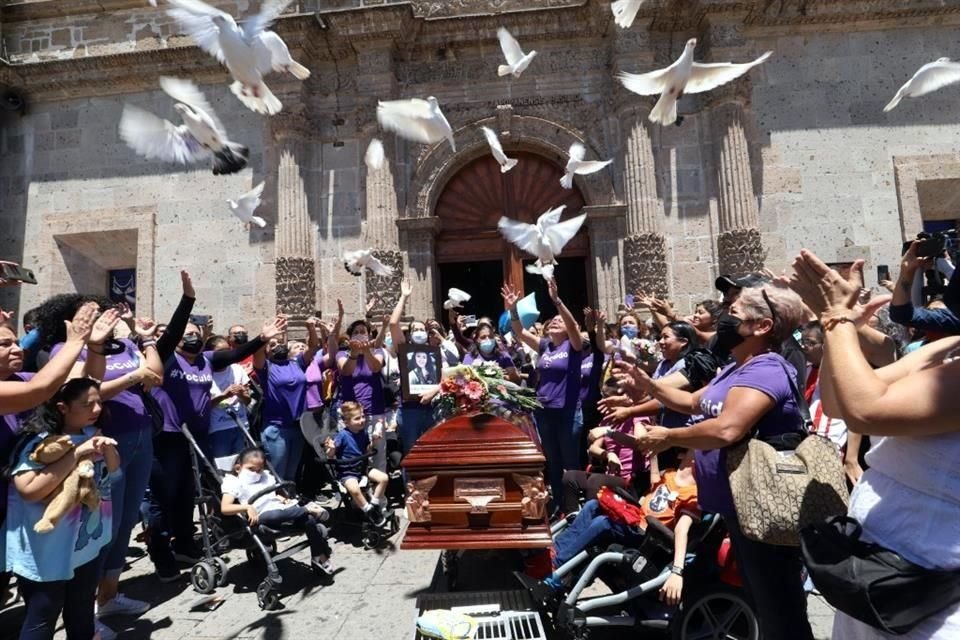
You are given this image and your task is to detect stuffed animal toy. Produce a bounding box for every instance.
[28,434,101,534]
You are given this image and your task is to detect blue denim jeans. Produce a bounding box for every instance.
[18,557,101,640]
[535,407,582,504]
[726,513,813,640]
[206,428,247,460]
[101,428,153,578]
[261,422,305,482]
[553,499,643,567]
[398,405,435,456]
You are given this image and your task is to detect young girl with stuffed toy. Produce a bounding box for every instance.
[4,378,119,640]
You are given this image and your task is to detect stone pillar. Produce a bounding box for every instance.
[272,118,317,336]
[363,136,404,320]
[397,217,440,321]
[584,205,628,316]
[709,81,766,276]
[620,106,669,298]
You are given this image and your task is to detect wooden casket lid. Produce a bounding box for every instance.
[402,412,545,470]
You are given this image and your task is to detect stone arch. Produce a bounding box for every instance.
[406,113,618,219]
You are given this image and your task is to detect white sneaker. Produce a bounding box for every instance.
[96,593,151,618]
[94,620,117,640]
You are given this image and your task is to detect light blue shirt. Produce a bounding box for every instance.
[4,427,115,581]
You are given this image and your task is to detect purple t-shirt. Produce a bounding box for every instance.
[150,386,183,434]
[463,350,514,369]
[257,355,307,427]
[163,351,216,436]
[304,352,329,411]
[337,350,385,415]
[51,338,150,436]
[1,372,35,460]
[694,353,802,516]
[536,339,584,409]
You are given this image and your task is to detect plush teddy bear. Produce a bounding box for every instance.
[28,434,101,534]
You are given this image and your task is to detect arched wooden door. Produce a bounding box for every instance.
[434,151,589,319]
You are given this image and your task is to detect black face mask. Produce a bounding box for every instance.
[180,334,204,354]
[231,332,248,345]
[271,345,290,361]
[714,314,746,352]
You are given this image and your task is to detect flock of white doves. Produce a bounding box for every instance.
[127,0,960,281]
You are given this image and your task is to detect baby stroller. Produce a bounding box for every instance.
[180,421,326,610]
[520,488,759,640]
[300,415,400,550]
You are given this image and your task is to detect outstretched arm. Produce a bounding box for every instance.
[156,271,196,361]
[549,278,582,351]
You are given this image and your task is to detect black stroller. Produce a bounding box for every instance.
[300,413,400,550]
[181,419,328,610]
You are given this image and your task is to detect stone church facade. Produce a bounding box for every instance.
[2,0,960,330]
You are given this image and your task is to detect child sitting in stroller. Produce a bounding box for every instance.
[546,448,699,606]
[221,447,334,575]
[324,401,390,527]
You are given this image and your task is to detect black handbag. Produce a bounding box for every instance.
[800,515,960,635]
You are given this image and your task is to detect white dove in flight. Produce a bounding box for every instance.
[443,288,472,310]
[884,57,960,112]
[119,76,249,175]
[165,0,301,116]
[343,250,394,277]
[482,126,518,173]
[618,38,772,126]
[497,27,537,78]
[561,142,612,189]
[611,0,647,29]
[498,206,587,280]
[365,138,385,171]
[377,97,456,152]
[228,181,267,228]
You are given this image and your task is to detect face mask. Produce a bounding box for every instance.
[714,314,745,352]
[239,469,261,484]
[231,332,248,345]
[479,338,496,354]
[621,325,638,339]
[384,335,393,349]
[180,334,203,354]
[271,344,290,361]
[411,330,428,345]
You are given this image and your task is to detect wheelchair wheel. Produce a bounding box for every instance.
[256,580,280,611]
[190,562,217,595]
[670,585,758,640]
[361,530,382,550]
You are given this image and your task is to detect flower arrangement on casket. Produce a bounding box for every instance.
[432,363,541,422]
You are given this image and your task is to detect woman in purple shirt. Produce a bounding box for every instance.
[337,315,387,470]
[253,316,327,482]
[501,277,584,508]
[614,285,813,640]
[462,324,521,383]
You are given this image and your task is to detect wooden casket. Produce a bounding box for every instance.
[401,412,552,550]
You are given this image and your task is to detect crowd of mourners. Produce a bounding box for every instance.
[1,234,959,640]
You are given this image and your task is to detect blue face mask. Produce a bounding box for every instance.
[479,338,496,354]
[621,325,639,339]
[411,330,428,345]
[384,335,393,349]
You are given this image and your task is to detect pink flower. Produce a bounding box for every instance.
[496,385,508,395]
[464,380,485,401]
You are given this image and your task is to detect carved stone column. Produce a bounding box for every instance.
[709,81,766,276]
[272,117,317,335]
[364,135,404,320]
[620,105,669,298]
[397,217,440,321]
[584,205,628,317]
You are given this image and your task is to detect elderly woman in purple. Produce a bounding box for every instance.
[303,304,343,435]
[501,277,584,507]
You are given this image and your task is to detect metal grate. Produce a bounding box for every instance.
[414,591,548,640]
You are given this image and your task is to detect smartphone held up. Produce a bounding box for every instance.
[0,261,37,285]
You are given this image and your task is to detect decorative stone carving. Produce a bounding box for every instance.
[717,228,767,277]
[410,0,586,19]
[276,256,317,318]
[405,475,438,524]
[364,250,404,320]
[624,233,669,298]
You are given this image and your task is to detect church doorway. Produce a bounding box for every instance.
[434,150,590,323]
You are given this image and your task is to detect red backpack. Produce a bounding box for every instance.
[596,486,646,527]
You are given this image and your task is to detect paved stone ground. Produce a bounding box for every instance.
[0,515,836,639]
